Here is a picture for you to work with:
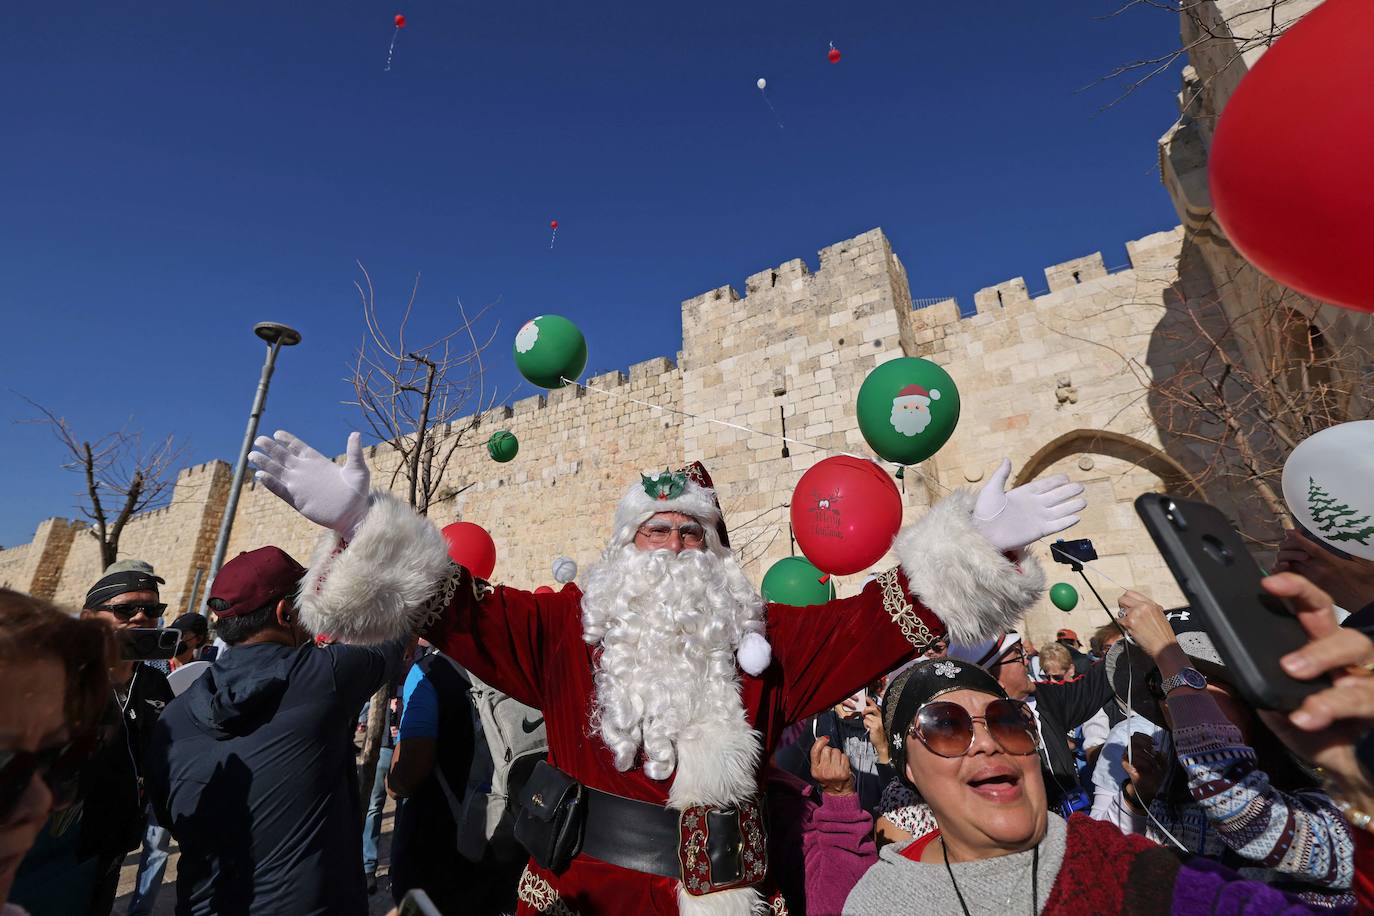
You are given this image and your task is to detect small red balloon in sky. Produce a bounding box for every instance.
[550,219,559,230]
[828,43,841,63]
[394,13,406,28]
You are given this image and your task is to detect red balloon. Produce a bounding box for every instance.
[790,457,901,576]
[534,585,555,595]
[440,522,496,580]
[828,47,841,64]
[550,219,559,230]
[1209,0,1374,313]
[394,13,406,28]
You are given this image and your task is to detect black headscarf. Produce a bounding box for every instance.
[84,571,161,609]
[882,657,1009,788]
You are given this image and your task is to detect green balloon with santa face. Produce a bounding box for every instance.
[855,357,961,466]
[761,557,837,607]
[513,314,588,389]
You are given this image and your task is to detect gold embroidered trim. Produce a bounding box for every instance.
[517,867,577,916]
[877,568,937,652]
[770,893,791,915]
[413,564,464,632]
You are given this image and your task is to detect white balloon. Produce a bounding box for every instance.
[552,556,578,584]
[1281,420,1374,561]
[756,78,767,90]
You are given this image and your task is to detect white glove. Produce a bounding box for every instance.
[972,458,1086,554]
[249,430,372,540]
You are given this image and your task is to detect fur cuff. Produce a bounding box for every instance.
[297,490,452,643]
[893,489,1045,644]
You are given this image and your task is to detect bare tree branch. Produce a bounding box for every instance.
[16,395,186,569]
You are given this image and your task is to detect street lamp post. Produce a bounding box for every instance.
[203,322,302,607]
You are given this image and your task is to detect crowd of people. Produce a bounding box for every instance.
[1,428,1372,915]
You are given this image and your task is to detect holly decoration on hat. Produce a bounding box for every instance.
[642,470,687,501]
[856,357,960,466]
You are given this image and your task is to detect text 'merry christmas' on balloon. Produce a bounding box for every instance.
[1281,420,1374,561]
[486,430,519,463]
[1208,0,1374,314]
[441,522,497,580]
[856,357,960,466]
[1049,582,1079,612]
[790,456,902,576]
[761,557,837,607]
[513,315,588,389]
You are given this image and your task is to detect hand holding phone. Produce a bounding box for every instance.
[1135,494,1328,710]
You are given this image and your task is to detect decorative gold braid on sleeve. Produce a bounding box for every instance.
[770,893,791,915]
[517,867,578,915]
[877,568,937,652]
[411,564,464,632]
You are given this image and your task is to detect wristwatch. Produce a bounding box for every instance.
[1159,666,1207,695]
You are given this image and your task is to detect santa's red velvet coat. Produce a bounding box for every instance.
[299,488,1044,916]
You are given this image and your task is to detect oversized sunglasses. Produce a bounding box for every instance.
[907,698,1041,758]
[0,743,87,822]
[92,602,167,620]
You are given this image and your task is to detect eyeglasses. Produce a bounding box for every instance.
[990,644,1028,670]
[636,522,706,548]
[0,743,87,822]
[93,602,166,620]
[907,699,1041,758]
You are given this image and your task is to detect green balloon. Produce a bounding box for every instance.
[855,357,960,465]
[761,557,837,607]
[1050,582,1079,612]
[487,430,519,463]
[513,315,588,389]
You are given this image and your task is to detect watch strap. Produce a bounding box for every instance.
[1160,666,1206,695]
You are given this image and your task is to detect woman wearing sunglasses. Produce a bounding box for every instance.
[842,626,1374,915]
[0,590,110,914]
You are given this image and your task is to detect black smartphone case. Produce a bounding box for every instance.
[1134,493,1327,711]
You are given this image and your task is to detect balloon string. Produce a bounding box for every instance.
[560,376,865,459]
[550,227,558,250]
[385,28,399,72]
[759,90,784,130]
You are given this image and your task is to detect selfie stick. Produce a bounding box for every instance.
[1049,544,1117,625]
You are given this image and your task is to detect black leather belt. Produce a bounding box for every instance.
[579,786,769,896]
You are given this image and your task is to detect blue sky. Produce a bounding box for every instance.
[0,1,1185,546]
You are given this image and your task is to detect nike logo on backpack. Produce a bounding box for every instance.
[521,716,544,734]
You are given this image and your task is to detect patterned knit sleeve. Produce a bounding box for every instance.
[1169,694,1355,890]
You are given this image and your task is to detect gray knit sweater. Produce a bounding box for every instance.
[843,813,1069,915]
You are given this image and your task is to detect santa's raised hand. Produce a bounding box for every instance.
[249,430,372,541]
[971,458,1086,554]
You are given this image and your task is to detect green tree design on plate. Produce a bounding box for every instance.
[1307,476,1374,545]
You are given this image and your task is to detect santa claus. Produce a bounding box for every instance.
[890,383,940,437]
[249,433,1084,916]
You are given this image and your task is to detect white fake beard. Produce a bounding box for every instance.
[890,403,932,436]
[581,543,765,781]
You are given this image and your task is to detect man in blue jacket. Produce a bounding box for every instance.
[145,546,402,916]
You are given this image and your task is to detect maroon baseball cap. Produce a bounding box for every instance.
[207,546,305,619]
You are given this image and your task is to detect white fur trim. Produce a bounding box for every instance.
[297,491,451,643]
[668,688,765,916]
[611,478,723,549]
[736,631,771,677]
[678,886,769,916]
[893,489,1045,645]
